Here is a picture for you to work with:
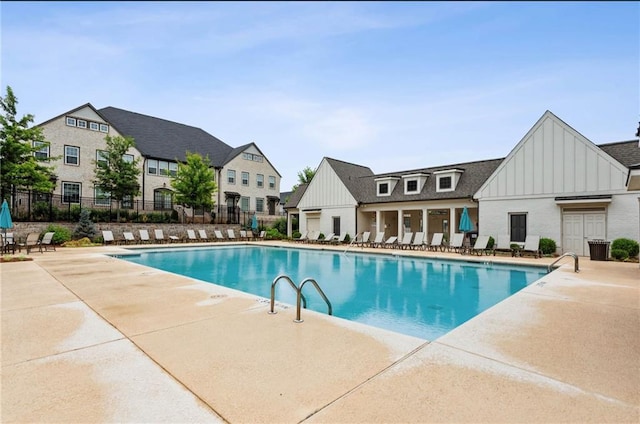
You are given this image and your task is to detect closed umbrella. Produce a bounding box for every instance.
[0,199,14,246]
[459,207,473,253]
[251,214,259,236]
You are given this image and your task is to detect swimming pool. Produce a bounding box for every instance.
[116,245,547,340]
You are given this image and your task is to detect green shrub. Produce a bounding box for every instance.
[292,231,301,240]
[344,234,351,243]
[265,228,282,240]
[487,236,495,249]
[44,224,72,245]
[272,217,287,235]
[539,238,557,255]
[611,248,629,261]
[73,209,97,240]
[611,238,639,258]
[32,201,51,221]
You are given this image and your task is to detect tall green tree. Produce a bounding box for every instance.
[171,152,217,222]
[291,166,315,192]
[0,86,57,200]
[92,135,141,220]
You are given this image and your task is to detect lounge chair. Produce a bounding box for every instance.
[257,230,266,241]
[23,232,42,254]
[198,229,210,242]
[470,235,492,256]
[307,231,321,243]
[168,233,180,243]
[397,232,413,249]
[355,231,371,248]
[382,236,398,248]
[153,229,167,243]
[102,230,115,245]
[1,233,16,254]
[227,229,237,241]
[410,232,425,250]
[428,233,445,251]
[139,229,151,243]
[369,233,385,248]
[447,233,464,253]
[239,230,249,241]
[492,234,513,256]
[320,232,335,244]
[39,232,56,252]
[123,232,136,244]
[333,232,348,244]
[293,231,308,243]
[214,230,226,241]
[186,229,198,242]
[519,235,541,258]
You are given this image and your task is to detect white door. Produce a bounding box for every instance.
[563,213,606,256]
[306,217,320,232]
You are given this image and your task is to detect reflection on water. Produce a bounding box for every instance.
[120,246,546,340]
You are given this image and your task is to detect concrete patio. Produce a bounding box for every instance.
[2,241,638,423]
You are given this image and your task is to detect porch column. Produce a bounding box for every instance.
[397,209,403,237]
[449,207,456,241]
[422,209,428,233]
[376,210,382,235]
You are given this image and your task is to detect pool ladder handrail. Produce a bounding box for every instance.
[343,232,361,255]
[269,274,332,323]
[547,252,579,273]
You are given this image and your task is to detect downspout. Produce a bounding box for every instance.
[142,157,146,205]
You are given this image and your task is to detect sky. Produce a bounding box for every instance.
[1,1,638,191]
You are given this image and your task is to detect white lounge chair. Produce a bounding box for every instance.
[198,229,210,241]
[492,234,513,256]
[410,232,425,250]
[139,229,151,243]
[519,235,541,258]
[227,229,236,240]
[187,229,198,242]
[307,231,321,243]
[320,232,335,244]
[428,233,445,251]
[102,230,115,245]
[355,231,371,248]
[123,232,136,244]
[154,229,166,243]
[382,236,398,248]
[369,233,385,248]
[214,230,226,241]
[447,233,464,253]
[470,235,492,256]
[398,232,413,249]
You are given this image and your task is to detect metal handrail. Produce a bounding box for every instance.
[269,274,306,321]
[547,252,579,273]
[343,232,360,255]
[298,278,333,322]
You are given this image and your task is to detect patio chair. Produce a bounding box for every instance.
[354,231,371,248]
[320,232,335,244]
[198,229,210,242]
[1,233,16,254]
[123,232,136,244]
[369,233,385,248]
[307,231,321,243]
[492,234,513,256]
[227,229,237,241]
[333,232,349,244]
[102,230,116,245]
[382,236,398,249]
[186,229,198,242]
[257,230,266,241]
[39,232,56,252]
[23,232,42,254]
[428,233,445,252]
[239,230,249,241]
[519,235,541,258]
[397,232,413,249]
[153,229,166,244]
[410,232,425,250]
[168,233,180,243]
[470,235,492,256]
[139,229,151,243]
[214,230,226,241]
[293,231,308,243]
[447,233,464,253]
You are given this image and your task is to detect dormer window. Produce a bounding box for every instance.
[402,173,429,195]
[434,169,464,192]
[375,176,400,197]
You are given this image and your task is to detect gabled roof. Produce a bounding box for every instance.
[324,158,375,200]
[357,158,503,203]
[284,183,308,209]
[98,107,234,166]
[598,140,640,168]
[36,103,109,127]
[223,142,282,177]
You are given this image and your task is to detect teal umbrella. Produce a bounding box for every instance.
[251,214,258,235]
[0,199,13,241]
[459,207,473,233]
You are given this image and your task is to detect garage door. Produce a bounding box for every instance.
[306,217,320,232]
[562,212,606,256]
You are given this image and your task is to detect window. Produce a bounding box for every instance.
[332,217,341,235]
[240,197,250,212]
[77,119,87,129]
[241,172,249,186]
[94,187,110,206]
[99,124,109,133]
[169,162,177,177]
[89,122,99,131]
[379,183,388,194]
[227,170,236,184]
[66,117,76,127]
[96,150,108,167]
[62,182,81,203]
[147,159,158,175]
[439,176,452,190]
[159,161,169,176]
[256,197,264,213]
[64,145,80,165]
[406,180,418,192]
[242,152,263,162]
[269,176,276,189]
[122,195,133,209]
[257,174,264,188]
[33,141,49,159]
[510,213,527,243]
[154,189,173,210]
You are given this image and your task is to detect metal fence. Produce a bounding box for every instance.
[7,189,283,227]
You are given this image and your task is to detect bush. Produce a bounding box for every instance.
[265,228,283,240]
[272,217,287,235]
[487,236,495,249]
[344,233,351,243]
[73,209,97,240]
[539,238,557,255]
[611,248,629,261]
[292,231,301,240]
[611,238,639,258]
[44,224,72,245]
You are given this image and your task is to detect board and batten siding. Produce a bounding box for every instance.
[475,111,629,200]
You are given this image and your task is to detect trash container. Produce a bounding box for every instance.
[587,239,610,261]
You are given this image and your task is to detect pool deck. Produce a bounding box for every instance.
[2,241,638,423]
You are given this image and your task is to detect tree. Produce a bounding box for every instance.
[73,209,97,240]
[92,135,141,221]
[171,152,217,223]
[0,86,57,201]
[291,166,315,192]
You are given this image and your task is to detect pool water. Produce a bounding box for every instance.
[117,245,547,340]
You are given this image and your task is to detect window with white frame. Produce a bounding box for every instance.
[159,161,169,176]
[378,183,388,194]
[66,117,76,127]
[269,176,276,189]
[510,213,527,243]
[406,179,418,193]
[438,176,452,190]
[96,150,108,167]
[153,189,173,210]
[94,187,110,206]
[99,124,109,133]
[241,172,249,186]
[240,197,250,212]
[168,162,177,177]
[64,145,80,165]
[147,159,158,175]
[256,197,264,212]
[89,122,99,131]
[77,119,87,129]
[257,174,264,188]
[33,141,49,159]
[227,170,236,184]
[62,182,81,203]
